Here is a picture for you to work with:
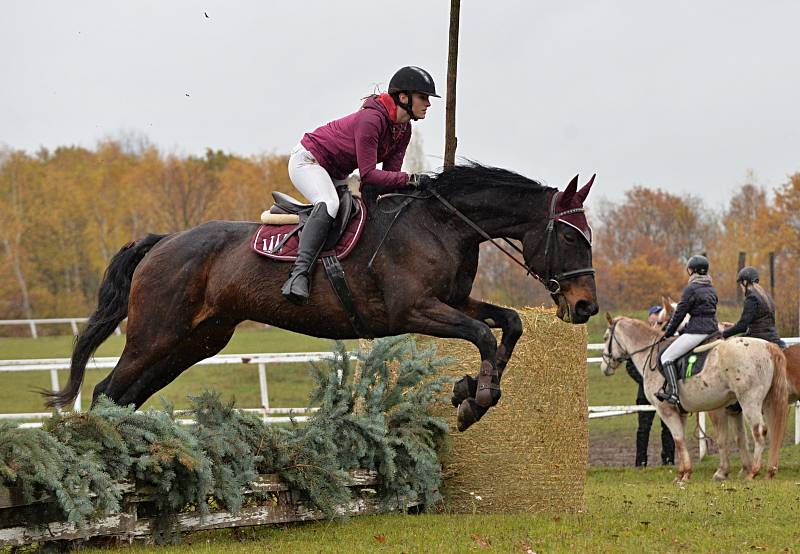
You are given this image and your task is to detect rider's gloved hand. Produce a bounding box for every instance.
[659,333,668,342]
[408,173,432,189]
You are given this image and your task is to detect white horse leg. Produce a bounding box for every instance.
[658,405,691,483]
[740,401,768,480]
[708,408,729,480]
[731,411,752,477]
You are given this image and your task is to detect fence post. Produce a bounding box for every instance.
[258,363,269,422]
[698,411,707,459]
[29,321,38,339]
[795,402,799,446]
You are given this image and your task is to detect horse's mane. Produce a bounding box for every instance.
[429,162,553,193]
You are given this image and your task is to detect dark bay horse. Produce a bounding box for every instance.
[45,164,599,431]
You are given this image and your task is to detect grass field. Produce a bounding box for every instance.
[75,449,800,553]
[3,313,800,552]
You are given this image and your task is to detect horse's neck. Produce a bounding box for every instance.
[622,323,659,373]
[439,187,552,240]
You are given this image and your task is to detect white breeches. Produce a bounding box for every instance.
[287,143,345,218]
[661,333,709,364]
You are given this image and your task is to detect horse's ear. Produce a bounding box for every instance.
[605,312,613,325]
[562,174,579,203]
[575,174,595,204]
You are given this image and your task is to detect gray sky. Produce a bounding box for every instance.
[3,1,799,210]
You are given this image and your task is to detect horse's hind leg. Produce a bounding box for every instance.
[115,318,238,408]
[451,299,522,407]
[708,408,730,480]
[740,400,768,479]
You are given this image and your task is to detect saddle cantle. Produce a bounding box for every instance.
[252,185,367,262]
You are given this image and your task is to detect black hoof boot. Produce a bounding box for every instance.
[456,399,488,432]
[451,375,478,407]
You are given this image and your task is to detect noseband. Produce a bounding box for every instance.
[602,320,629,368]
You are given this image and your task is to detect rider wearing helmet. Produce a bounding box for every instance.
[282,66,440,304]
[656,255,719,405]
[723,266,785,348]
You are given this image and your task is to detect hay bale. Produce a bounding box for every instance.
[431,306,587,514]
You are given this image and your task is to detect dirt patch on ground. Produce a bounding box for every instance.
[590,429,706,467]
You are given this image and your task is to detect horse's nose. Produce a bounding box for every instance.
[575,300,599,320]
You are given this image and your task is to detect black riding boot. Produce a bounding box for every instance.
[281,203,334,305]
[655,361,680,405]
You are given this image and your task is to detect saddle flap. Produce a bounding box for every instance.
[323,190,356,250]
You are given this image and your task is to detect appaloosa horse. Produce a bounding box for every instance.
[600,315,787,482]
[44,164,599,431]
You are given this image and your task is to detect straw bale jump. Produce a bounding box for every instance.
[431,307,588,514]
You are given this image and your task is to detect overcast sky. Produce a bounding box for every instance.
[3,1,799,210]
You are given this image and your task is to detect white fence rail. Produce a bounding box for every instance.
[2,337,799,456]
[0,318,120,339]
[0,352,340,428]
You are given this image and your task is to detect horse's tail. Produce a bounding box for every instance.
[764,342,789,477]
[42,234,170,408]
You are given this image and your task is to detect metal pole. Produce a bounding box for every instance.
[443,0,460,168]
[795,402,800,445]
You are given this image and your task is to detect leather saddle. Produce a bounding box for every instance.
[262,185,359,251]
[658,331,722,380]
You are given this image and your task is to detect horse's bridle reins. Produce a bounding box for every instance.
[602,319,661,371]
[372,188,595,295]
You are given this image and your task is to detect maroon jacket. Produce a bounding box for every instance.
[300,93,411,190]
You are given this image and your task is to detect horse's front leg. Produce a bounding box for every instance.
[655,403,693,484]
[708,408,730,480]
[450,299,522,407]
[404,298,500,432]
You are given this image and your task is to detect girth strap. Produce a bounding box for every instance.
[321,256,373,338]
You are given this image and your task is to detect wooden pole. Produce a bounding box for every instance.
[444,0,460,168]
[737,251,746,303]
[769,251,776,297]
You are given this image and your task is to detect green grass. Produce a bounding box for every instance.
[76,447,800,553]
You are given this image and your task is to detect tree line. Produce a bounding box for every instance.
[1,141,798,334]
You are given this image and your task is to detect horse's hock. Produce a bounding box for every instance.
[434,307,588,514]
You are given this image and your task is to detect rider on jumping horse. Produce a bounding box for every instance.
[657,255,719,405]
[282,66,439,305]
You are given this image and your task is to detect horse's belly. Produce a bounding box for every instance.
[679,378,735,412]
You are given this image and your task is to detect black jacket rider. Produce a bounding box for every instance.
[722,287,782,344]
[663,280,719,338]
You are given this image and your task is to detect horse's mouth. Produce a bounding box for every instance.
[554,294,572,323]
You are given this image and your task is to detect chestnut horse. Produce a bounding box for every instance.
[601,315,787,482]
[44,164,599,431]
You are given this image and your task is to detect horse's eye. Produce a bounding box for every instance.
[563,229,577,244]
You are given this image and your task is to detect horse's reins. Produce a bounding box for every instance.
[369,187,595,295]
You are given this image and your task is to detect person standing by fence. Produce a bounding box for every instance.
[627,305,675,467]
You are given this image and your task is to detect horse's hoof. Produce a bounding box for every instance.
[456,399,487,432]
[712,471,728,481]
[451,375,477,407]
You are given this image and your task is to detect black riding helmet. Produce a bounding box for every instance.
[388,66,440,121]
[737,266,760,284]
[686,255,709,275]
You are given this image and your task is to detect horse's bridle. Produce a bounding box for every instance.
[602,319,661,370]
[424,188,596,294]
